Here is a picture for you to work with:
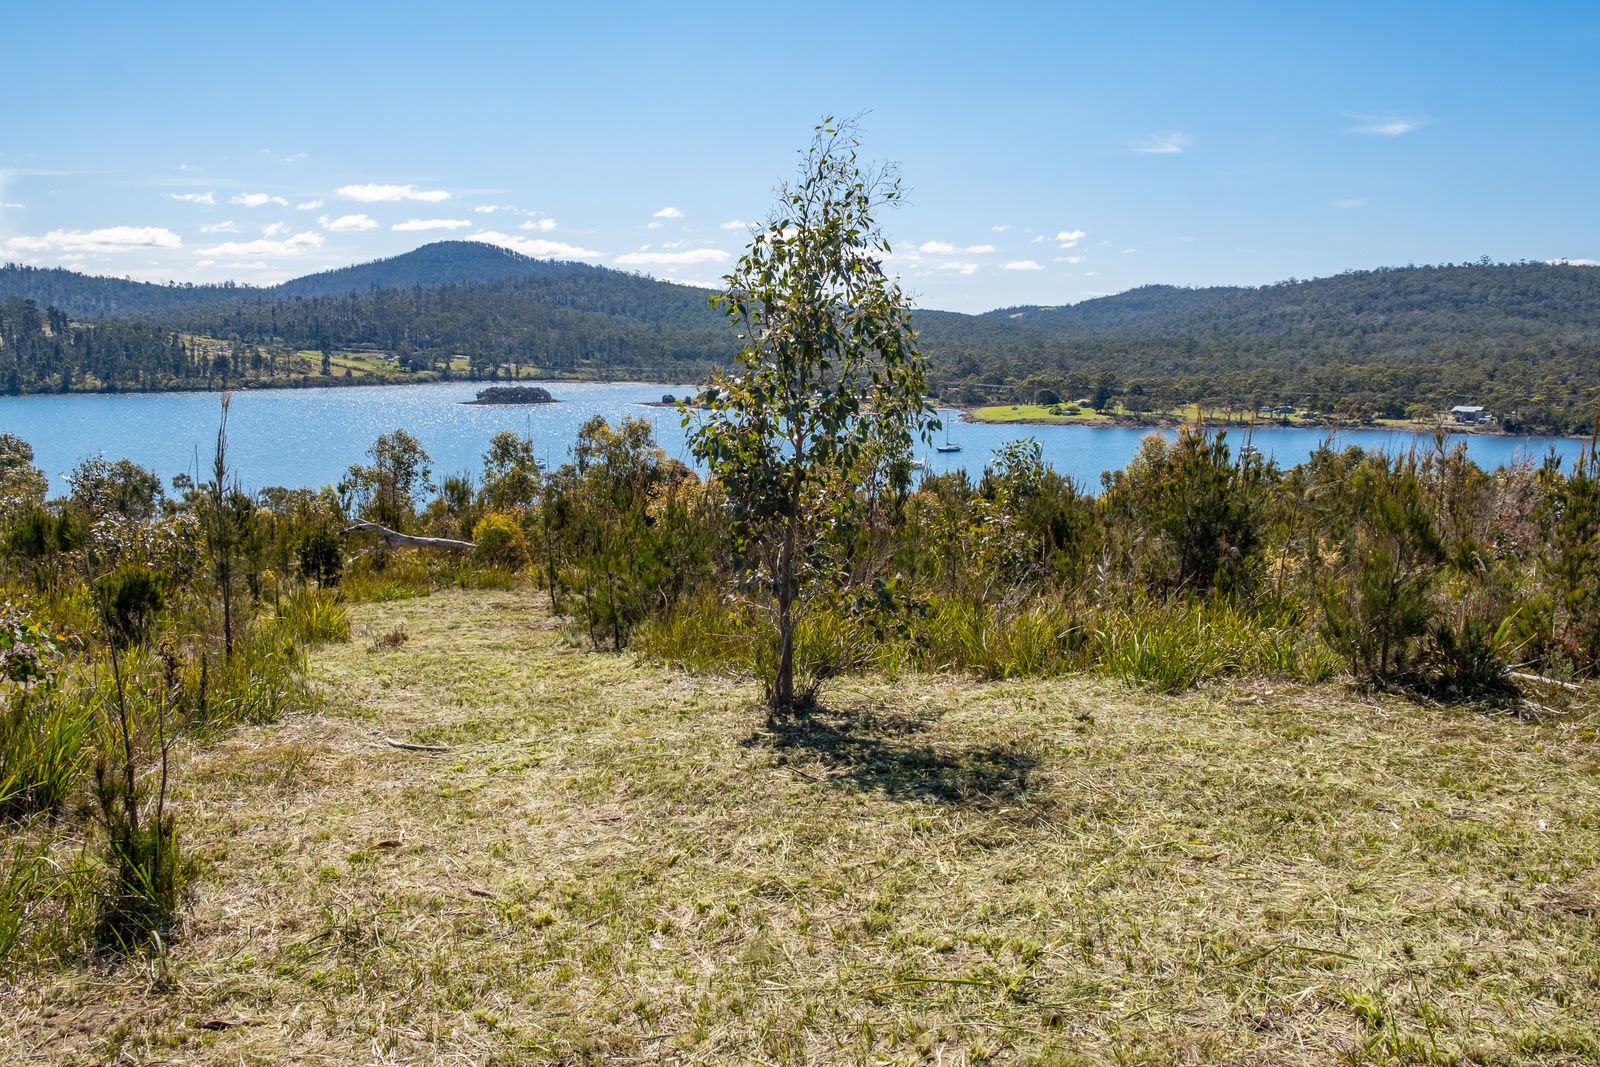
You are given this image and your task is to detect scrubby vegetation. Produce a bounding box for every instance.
[4,123,1599,1062]
[7,381,1594,972]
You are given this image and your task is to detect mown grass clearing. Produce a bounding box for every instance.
[6,588,1598,1064]
[970,404,1111,425]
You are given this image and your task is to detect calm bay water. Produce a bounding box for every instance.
[0,381,1586,495]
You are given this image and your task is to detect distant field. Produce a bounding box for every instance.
[970,403,1111,424]
[13,588,1598,1064]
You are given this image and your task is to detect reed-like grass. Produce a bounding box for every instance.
[274,588,351,646]
[0,681,95,818]
[641,591,1344,692]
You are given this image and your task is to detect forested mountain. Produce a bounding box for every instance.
[272,242,572,298]
[0,241,563,317]
[0,265,259,319]
[918,262,1600,430]
[161,265,734,380]
[2,245,1597,431]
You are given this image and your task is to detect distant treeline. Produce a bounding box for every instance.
[3,249,1597,431]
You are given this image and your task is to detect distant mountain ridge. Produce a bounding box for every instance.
[272,241,574,299]
[984,263,1600,336]
[0,241,579,318]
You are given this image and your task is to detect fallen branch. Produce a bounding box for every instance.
[1509,671,1583,693]
[383,737,450,753]
[342,522,475,552]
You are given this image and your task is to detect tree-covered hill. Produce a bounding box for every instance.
[0,241,563,317]
[0,265,260,319]
[915,262,1600,431]
[271,241,572,298]
[2,246,1597,430]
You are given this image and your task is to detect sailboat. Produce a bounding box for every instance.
[935,433,962,454]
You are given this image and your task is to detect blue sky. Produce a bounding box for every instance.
[3,1,1596,312]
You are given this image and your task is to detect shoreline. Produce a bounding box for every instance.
[954,405,1592,442]
[0,375,691,403]
[0,378,1584,442]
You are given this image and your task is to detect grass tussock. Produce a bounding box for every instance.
[274,588,351,646]
[7,588,1595,1065]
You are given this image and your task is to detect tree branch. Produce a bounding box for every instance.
[341,522,475,551]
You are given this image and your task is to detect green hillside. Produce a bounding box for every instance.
[3,247,1597,430]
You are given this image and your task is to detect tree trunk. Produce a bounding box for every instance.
[773,515,799,713]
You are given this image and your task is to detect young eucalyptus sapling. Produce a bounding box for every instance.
[688,119,936,712]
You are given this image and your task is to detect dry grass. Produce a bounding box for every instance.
[4,588,1598,1064]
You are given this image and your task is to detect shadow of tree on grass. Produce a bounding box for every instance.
[748,702,1043,809]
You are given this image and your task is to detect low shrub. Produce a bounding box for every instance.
[472,511,529,570]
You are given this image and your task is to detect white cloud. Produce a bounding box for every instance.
[231,192,289,208]
[1056,229,1087,248]
[468,230,602,259]
[1549,257,1600,267]
[318,213,379,232]
[263,222,289,237]
[915,240,995,257]
[1133,131,1192,155]
[295,198,324,211]
[1336,198,1368,209]
[337,183,450,203]
[391,218,473,232]
[992,224,1010,232]
[1054,255,1085,264]
[934,261,979,275]
[615,247,730,266]
[1121,248,1136,255]
[199,231,323,256]
[168,191,215,205]
[1031,234,1045,243]
[2,226,182,255]
[520,217,557,232]
[1348,115,1427,136]
[200,220,240,234]
[652,206,684,219]
[1003,260,1044,271]
[0,202,22,210]
[719,219,749,230]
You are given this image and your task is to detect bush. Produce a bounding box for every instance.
[92,759,184,953]
[94,565,165,649]
[296,527,344,587]
[472,511,529,569]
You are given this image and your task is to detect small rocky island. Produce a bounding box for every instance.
[463,385,558,405]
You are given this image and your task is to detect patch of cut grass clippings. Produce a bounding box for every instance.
[4,588,1598,1064]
